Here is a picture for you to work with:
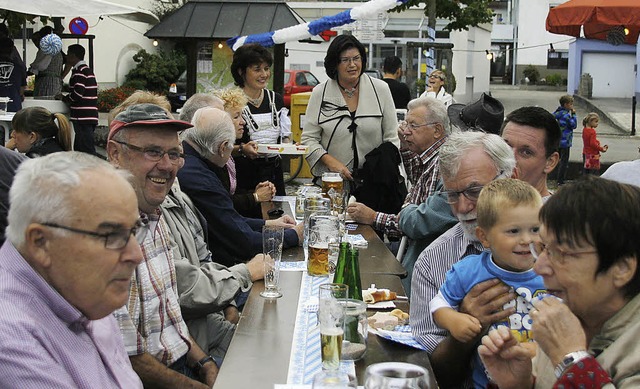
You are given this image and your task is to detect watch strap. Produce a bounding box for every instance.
[194,355,215,374]
[554,350,590,378]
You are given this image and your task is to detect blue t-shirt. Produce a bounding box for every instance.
[438,250,546,389]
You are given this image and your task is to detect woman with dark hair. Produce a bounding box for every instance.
[300,34,399,182]
[479,176,640,388]
[8,106,72,157]
[230,43,291,196]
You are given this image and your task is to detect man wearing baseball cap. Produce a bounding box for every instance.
[108,103,217,388]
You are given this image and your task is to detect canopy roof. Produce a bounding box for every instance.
[145,0,304,39]
[0,0,158,24]
[546,0,640,45]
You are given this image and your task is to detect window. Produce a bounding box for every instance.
[547,50,568,69]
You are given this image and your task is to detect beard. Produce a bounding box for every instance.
[457,213,479,241]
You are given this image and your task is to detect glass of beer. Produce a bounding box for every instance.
[322,172,344,196]
[318,283,348,371]
[307,214,340,277]
[303,195,330,269]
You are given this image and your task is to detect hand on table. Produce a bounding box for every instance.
[266,215,297,228]
[199,361,218,388]
[478,326,534,389]
[347,202,376,225]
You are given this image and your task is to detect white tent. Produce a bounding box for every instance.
[0,0,158,24]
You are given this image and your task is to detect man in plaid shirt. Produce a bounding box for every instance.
[347,97,450,241]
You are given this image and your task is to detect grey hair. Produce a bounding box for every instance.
[179,93,225,122]
[5,152,132,248]
[439,131,516,181]
[181,107,235,159]
[407,96,452,135]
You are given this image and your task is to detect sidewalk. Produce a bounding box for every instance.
[573,95,638,135]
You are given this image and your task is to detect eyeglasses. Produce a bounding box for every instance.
[339,55,362,65]
[400,121,440,131]
[114,141,185,164]
[428,74,444,81]
[41,219,149,250]
[439,171,505,204]
[529,242,598,265]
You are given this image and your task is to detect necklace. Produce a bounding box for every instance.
[338,80,359,99]
[245,89,263,106]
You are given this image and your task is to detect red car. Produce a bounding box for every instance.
[284,70,320,108]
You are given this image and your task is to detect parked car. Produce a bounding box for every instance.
[168,71,187,112]
[284,69,319,108]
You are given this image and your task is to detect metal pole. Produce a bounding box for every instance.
[632,95,637,136]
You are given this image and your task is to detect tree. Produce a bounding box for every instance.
[392,0,493,31]
[124,49,186,93]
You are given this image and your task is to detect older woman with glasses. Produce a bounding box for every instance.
[420,70,454,108]
[301,34,399,183]
[479,176,640,388]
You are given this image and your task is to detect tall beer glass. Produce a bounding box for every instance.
[318,283,348,371]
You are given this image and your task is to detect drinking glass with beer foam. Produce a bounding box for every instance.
[307,214,340,277]
[322,172,344,213]
[318,283,348,371]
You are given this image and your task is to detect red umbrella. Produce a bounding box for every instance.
[546,0,640,45]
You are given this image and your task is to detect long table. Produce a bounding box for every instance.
[212,201,437,388]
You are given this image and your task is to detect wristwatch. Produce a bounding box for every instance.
[554,350,590,378]
[194,355,215,374]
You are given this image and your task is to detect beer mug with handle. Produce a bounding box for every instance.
[307,214,340,277]
[364,362,432,389]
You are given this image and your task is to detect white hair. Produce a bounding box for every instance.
[407,96,452,135]
[439,131,516,181]
[180,107,235,159]
[179,93,225,122]
[6,152,131,247]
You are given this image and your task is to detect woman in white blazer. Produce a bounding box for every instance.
[301,34,399,181]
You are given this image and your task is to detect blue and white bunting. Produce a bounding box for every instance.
[227,0,409,51]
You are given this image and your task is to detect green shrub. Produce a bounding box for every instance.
[546,73,563,86]
[523,65,540,84]
[97,86,136,112]
[124,49,186,93]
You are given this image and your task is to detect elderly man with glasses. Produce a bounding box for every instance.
[107,104,219,388]
[0,152,144,387]
[409,131,520,388]
[347,96,454,253]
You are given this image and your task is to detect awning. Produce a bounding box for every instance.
[145,0,304,39]
[0,0,159,25]
[546,0,640,45]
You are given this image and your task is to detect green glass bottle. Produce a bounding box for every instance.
[333,241,363,301]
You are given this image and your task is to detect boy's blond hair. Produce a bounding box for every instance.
[213,87,248,112]
[477,178,542,230]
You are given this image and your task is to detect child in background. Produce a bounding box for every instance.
[430,178,546,389]
[582,112,608,175]
[553,95,577,185]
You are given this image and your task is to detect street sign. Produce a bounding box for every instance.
[319,30,337,42]
[352,13,385,42]
[69,17,89,35]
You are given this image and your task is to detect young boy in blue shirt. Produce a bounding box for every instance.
[553,95,577,185]
[430,178,546,388]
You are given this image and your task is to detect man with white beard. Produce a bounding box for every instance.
[410,131,518,388]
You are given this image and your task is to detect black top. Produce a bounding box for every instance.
[26,138,65,158]
[0,147,26,246]
[382,78,411,109]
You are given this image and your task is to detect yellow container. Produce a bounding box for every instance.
[290,92,313,178]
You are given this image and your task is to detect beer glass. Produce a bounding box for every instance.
[307,214,340,277]
[260,225,284,299]
[322,172,344,196]
[318,283,348,371]
[303,195,330,269]
[312,370,357,388]
[364,362,432,389]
